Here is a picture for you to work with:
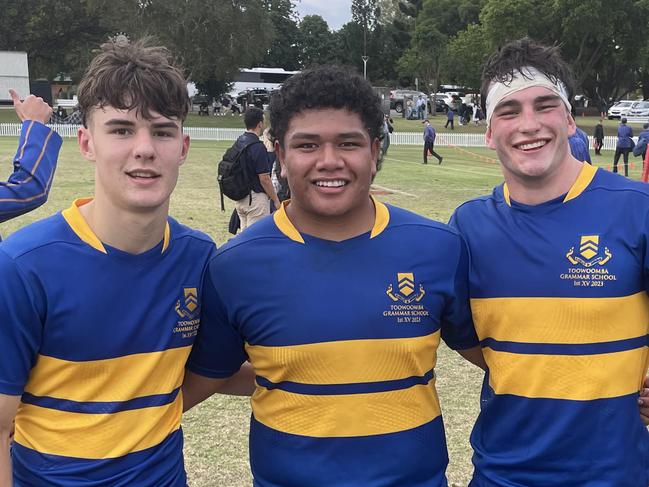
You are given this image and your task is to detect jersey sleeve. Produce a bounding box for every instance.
[0,121,62,223]
[186,260,248,378]
[0,250,43,395]
[440,233,480,350]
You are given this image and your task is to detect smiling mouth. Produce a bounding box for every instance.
[314,180,347,188]
[126,170,160,179]
[515,140,548,151]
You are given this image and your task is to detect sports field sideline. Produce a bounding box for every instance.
[0,137,643,486]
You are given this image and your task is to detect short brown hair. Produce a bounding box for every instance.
[77,37,189,127]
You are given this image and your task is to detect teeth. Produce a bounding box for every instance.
[129,172,155,178]
[518,140,546,150]
[315,180,346,188]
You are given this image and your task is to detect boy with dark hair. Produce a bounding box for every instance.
[182,65,484,486]
[233,106,280,229]
[451,37,649,486]
[0,37,249,485]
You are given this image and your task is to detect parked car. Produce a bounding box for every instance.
[236,89,271,109]
[628,101,649,118]
[608,100,641,119]
[389,89,428,114]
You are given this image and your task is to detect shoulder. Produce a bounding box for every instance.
[383,204,463,243]
[589,168,649,197]
[214,216,281,258]
[0,213,70,260]
[167,217,215,249]
[452,190,499,221]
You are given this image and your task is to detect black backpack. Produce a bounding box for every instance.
[217,136,263,211]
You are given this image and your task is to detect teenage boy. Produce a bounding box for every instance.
[0,38,248,486]
[450,38,649,486]
[182,66,484,486]
[0,89,60,233]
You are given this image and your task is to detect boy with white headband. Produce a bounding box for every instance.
[451,38,649,486]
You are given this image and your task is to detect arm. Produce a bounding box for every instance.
[182,362,257,412]
[0,90,61,223]
[0,394,19,486]
[457,346,487,370]
[639,375,649,426]
[259,173,281,210]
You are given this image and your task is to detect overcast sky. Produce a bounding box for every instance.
[295,0,352,31]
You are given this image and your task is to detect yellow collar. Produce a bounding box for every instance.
[273,196,390,243]
[503,163,597,206]
[61,198,171,254]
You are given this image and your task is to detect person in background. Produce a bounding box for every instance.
[423,119,443,165]
[593,119,605,155]
[613,117,634,177]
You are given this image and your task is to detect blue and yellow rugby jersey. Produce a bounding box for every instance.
[450,164,649,487]
[188,198,478,487]
[0,199,216,486]
[0,120,61,225]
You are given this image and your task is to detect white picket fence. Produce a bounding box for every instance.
[0,123,625,150]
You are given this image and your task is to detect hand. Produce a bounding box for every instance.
[639,376,649,426]
[10,89,53,124]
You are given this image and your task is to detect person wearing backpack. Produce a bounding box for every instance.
[231,107,280,230]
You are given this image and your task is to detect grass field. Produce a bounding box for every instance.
[0,135,644,486]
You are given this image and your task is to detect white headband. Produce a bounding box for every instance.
[485,66,571,126]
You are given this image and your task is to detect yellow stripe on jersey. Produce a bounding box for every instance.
[274,196,390,243]
[62,199,172,254]
[14,394,182,459]
[25,346,192,402]
[484,347,649,400]
[471,292,649,343]
[563,163,597,203]
[246,332,440,385]
[252,379,440,437]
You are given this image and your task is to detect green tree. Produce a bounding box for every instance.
[261,0,301,70]
[444,23,489,90]
[298,15,336,68]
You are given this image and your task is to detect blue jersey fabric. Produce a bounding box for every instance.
[0,199,216,486]
[187,198,478,486]
[568,127,591,164]
[0,120,61,226]
[450,164,649,487]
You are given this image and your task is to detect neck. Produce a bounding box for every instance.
[79,197,169,254]
[505,157,584,206]
[247,128,261,137]
[285,198,376,242]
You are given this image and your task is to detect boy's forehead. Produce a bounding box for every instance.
[89,105,181,125]
[286,107,367,135]
[494,84,559,108]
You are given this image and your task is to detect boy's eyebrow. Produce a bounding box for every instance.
[495,94,562,111]
[102,119,180,129]
[288,131,366,140]
[493,99,521,111]
[151,121,180,129]
[104,118,135,126]
[534,94,562,104]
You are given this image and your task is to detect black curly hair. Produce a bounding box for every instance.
[480,38,575,113]
[269,65,385,170]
